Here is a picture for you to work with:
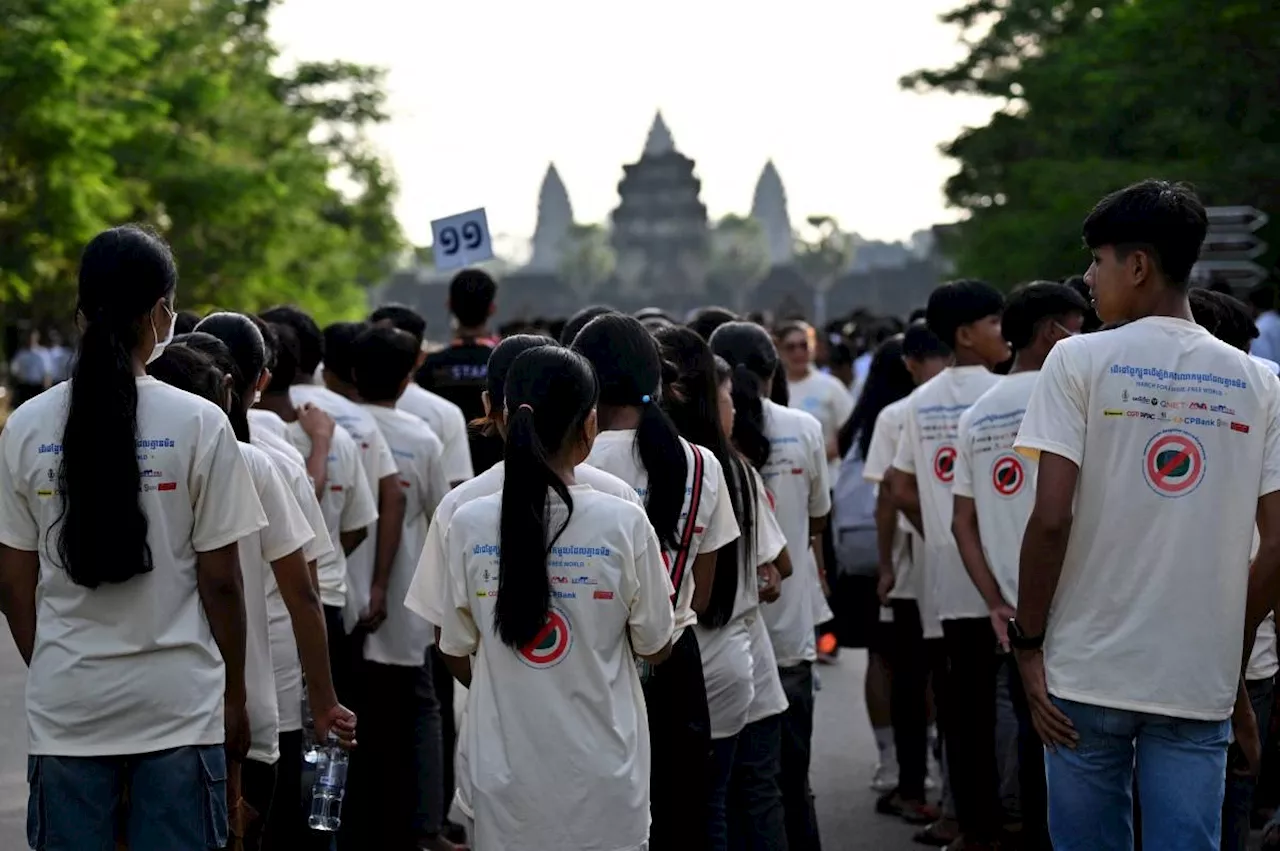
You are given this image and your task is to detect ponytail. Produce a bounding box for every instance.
[635,401,689,551]
[730,364,770,470]
[57,225,176,588]
[710,321,781,473]
[495,347,598,649]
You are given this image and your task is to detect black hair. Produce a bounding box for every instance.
[147,343,226,408]
[572,314,689,551]
[709,321,779,470]
[775,320,810,344]
[174,311,201,335]
[925,279,1005,349]
[370,303,427,345]
[249,315,279,373]
[1190,289,1258,352]
[193,313,267,443]
[495,347,598,649]
[57,225,176,588]
[686,306,738,343]
[322,321,368,385]
[560,304,616,345]
[1081,179,1208,286]
[655,326,752,628]
[546,317,567,343]
[908,307,928,324]
[265,322,300,394]
[482,334,556,433]
[449,268,497,328]
[999,282,1090,351]
[902,322,950,360]
[260,306,324,377]
[1248,283,1276,313]
[840,335,914,460]
[176,331,252,443]
[351,326,419,403]
[1062,275,1102,332]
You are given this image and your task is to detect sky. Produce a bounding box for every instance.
[270,0,997,255]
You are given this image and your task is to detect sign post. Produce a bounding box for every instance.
[1193,206,1268,291]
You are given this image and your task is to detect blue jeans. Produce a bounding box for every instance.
[1045,697,1229,851]
[27,745,228,851]
[728,715,788,851]
[709,735,739,851]
[1222,676,1274,851]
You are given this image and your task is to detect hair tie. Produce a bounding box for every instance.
[518,403,534,413]
[641,394,651,404]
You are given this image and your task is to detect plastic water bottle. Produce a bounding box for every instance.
[308,733,347,832]
[301,688,321,764]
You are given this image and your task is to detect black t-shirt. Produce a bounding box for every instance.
[417,337,498,472]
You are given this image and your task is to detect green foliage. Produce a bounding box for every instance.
[905,0,1280,286]
[0,0,403,327]
[794,215,854,292]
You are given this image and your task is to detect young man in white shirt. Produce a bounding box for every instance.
[950,282,1088,851]
[890,280,1011,851]
[1011,180,1280,851]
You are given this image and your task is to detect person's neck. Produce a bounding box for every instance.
[130,355,147,377]
[326,380,360,403]
[294,373,318,386]
[1008,348,1047,375]
[455,323,488,339]
[952,350,989,369]
[258,393,297,422]
[786,364,811,382]
[547,457,578,487]
[1135,288,1194,323]
[597,404,642,431]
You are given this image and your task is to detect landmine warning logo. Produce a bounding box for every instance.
[991,454,1025,497]
[1142,429,1205,498]
[933,445,957,484]
[518,607,573,669]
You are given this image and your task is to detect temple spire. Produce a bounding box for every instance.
[528,162,574,272]
[751,159,794,266]
[643,111,676,157]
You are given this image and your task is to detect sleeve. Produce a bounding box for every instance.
[191,420,268,552]
[626,517,676,656]
[1013,343,1087,465]
[439,404,474,483]
[289,467,333,563]
[368,426,399,481]
[697,452,742,555]
[892,400,919,475]
[1259,372,1280,497]
[753,470,788,566]
[807,423,832,517]
[436,522,480,658]
[863,406,903,483]
[421,433,450,520]
[339,442,380,533]
[404,504,449,627]
[0,431,38,551]
[257,461,316,563]
[951,410,975,499]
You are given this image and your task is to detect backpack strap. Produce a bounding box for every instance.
[666,445,706,603]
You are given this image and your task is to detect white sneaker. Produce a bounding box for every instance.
[870,762,899,793]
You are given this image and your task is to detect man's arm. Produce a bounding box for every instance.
[1015,452,1078,635]
[196,542,249,757]
[0,545,38,664]
[364,475,406,630]
[953,494,1013,648]
[889,471,925,537]
[295,404,334,498]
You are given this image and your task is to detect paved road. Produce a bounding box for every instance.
[0,638,911,850]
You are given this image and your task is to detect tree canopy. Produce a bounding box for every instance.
[0,0,402,328]
[905,0,1280,286]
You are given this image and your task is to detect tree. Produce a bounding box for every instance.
[904,0,1280,286]
[793,215,855,325]
[559,224,616,304]
[0,0,404,329]
[709,215,770,312]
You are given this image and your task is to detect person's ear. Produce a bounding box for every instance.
[481,390,492,418]
[255,369,271,394]
[220,373,235,413]
[1129,249,1151,286]
[954,323,974,351]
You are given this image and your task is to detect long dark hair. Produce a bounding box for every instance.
[655,326,753,628]
[148,344,228,409]
[480,334,555,435]
[193,313,267,444]
[840,335,913,460]
[57,225,177,588]
[495,347,598,649]
[572,314,689,551]
[709,322,779,471]
[170,333,241,415]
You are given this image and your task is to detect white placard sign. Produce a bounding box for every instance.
[430,208,493,271]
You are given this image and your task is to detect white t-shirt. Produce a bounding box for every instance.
[1014,317,1280,720]
[952,372,1039,607]
[759,401,831,666]
[247,407,290,442]
[237,443,316,764]
[251,434,333,734]
[585,430,741,639]
[285,422,378,608]
[0,378,268,756]
[892,366,1001,622]
[439,487,674,851]
[789,369,855,485]
[397,383,474,485]
[695,464,790,739]
[359,406,449,666]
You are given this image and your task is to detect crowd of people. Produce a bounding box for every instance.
[0,177,1279,851]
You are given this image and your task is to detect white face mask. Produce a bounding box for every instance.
[252,389,262,406]
[146,303,175,366]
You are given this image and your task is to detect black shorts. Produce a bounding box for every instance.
[832,573,882,650]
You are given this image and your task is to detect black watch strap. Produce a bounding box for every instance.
[1008,618,1045,650]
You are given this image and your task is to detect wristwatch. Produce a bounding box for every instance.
[1007,618,1045,651]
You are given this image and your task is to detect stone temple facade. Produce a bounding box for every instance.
[751,160,794,268]
[528,163,574,273]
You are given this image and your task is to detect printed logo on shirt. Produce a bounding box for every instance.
[932,445,957,484]
[1231,422,1251,434]
[593,590,615,600]
[517,607,573,669]
[1142,429,1206,498]
[1104,409,1124,417]
[37,443,62,455]
[991,454,1025,498]
[329,484,343,492]
[36,488,56,498]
